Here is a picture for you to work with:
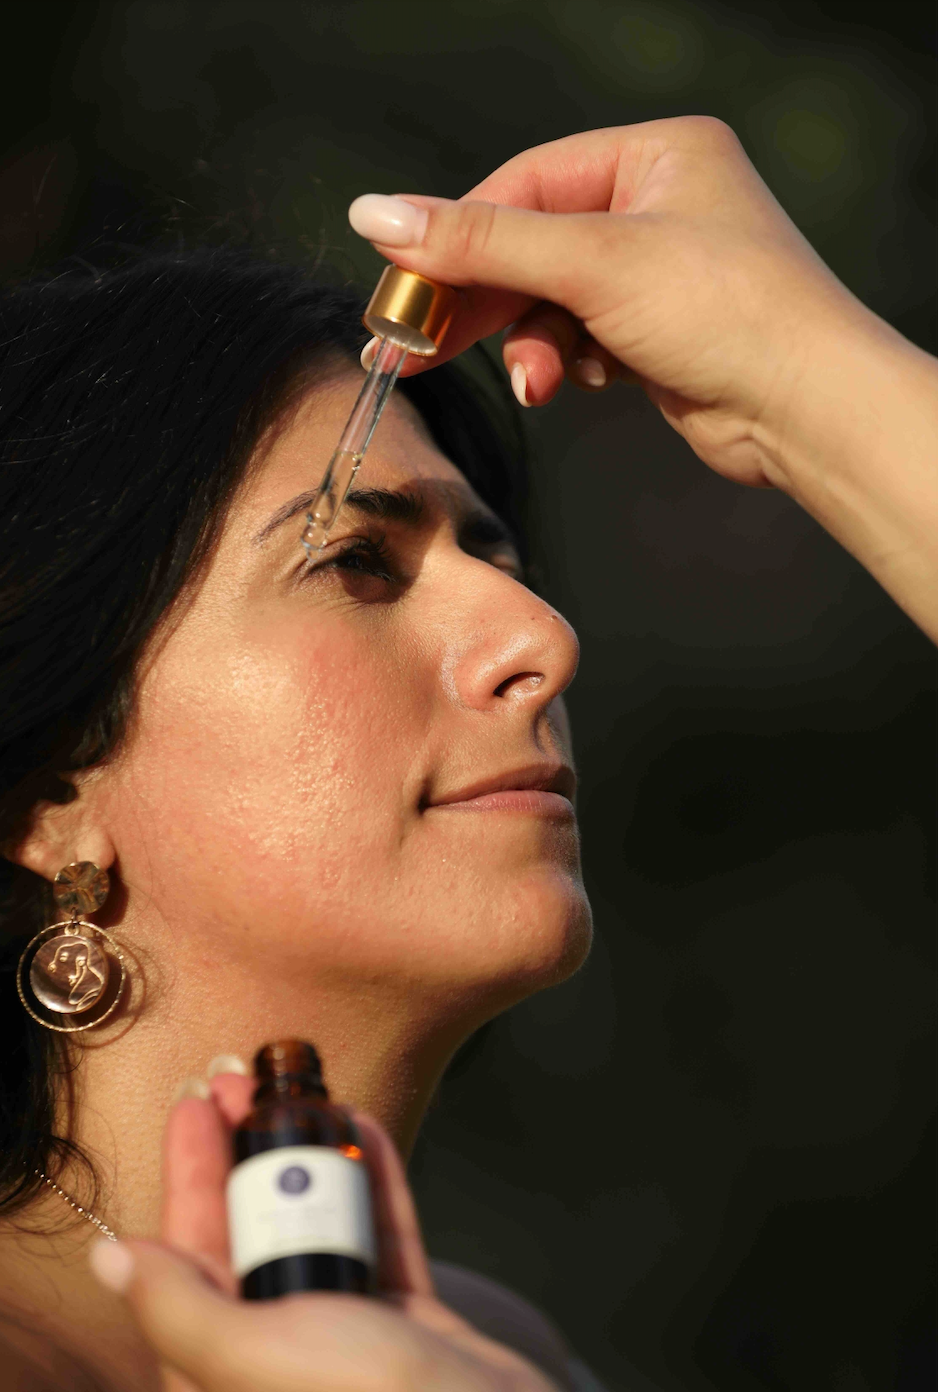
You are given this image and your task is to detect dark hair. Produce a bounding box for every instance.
[0,247,527,1218]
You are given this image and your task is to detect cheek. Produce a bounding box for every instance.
[114,613,427,924]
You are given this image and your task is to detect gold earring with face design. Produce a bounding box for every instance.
[17,862,126,1032]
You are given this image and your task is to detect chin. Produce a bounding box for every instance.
[463,870,594,1014]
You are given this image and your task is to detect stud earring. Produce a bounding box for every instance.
[16,862,126,1032]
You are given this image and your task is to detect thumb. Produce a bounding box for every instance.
[348,192,634,360]
[90,1237,237,1390]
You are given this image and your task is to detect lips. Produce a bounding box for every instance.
[425,763,576,814]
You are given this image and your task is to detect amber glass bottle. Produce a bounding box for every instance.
[227,1040,376,1300]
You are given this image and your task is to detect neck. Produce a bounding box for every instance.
[0,905,473,1389]
[74,914,469,1239]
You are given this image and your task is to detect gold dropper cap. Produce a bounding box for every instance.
[363,265,457,356]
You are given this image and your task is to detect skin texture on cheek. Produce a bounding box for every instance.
[122,613,419,968]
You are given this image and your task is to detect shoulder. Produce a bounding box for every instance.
[429,1259,610,1392]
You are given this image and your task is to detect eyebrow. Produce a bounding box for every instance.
[253,485,425,544]
[253,483,515,551]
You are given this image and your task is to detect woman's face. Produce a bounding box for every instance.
[98,369,590,1025]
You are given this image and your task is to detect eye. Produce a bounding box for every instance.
[458,516,525,583]
[333,537,394,580]
[488,550,526,583]
[466,541,525,585]
[304,535,396,585]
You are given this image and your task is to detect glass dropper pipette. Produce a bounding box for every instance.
[301,266,457,558]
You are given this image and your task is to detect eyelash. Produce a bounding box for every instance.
[304,535,396,584]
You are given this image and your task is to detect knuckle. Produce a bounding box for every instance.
[680,113,742,152]
[441,199,498,267]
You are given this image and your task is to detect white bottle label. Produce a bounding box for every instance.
[226,1145,376,1279]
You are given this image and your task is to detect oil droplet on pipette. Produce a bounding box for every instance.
[301,450,363,554]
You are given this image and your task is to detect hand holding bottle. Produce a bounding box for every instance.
[89,1070,559,1392]
[349,119,938,643]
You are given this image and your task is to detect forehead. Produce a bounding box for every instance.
[239,368,475,528]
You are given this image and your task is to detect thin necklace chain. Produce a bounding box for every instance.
[35,1169,118,1242]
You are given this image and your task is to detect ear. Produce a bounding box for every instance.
[5,772,116,883]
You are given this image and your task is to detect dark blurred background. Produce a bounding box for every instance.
[2,3,934,1389]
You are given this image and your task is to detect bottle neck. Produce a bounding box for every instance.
[254,1074,328,1105]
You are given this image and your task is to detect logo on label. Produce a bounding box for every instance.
[277,1164,311,1195]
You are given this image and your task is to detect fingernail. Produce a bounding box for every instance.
[360,336,379,371]
[576,357,606,389]
[510,362,529,407]
[171,1075,211,1104]
[206,1053,249,1079]
[89,1238,134,1294]
[348,194,429,248]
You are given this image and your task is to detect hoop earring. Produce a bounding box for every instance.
[17,862,126,1033]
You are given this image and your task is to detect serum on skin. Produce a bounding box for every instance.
[227,1040,377,1299]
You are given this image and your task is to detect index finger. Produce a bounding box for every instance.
[160,1095,237,1289]
[159,1074,253,1280]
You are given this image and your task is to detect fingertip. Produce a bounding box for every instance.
[503,320,566,406]
[171,1076,210,1105]
[348,193,429,248]
[166,1094,218,1131]
[209,1071,254,1125]
[206,1054,249,1079]
[507,354,564,407]
[360,336,380,371]
[510,362,529,407]
[89,1237,134,1294]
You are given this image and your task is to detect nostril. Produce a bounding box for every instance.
[493,671,545,699]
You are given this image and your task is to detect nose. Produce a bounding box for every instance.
[443,559,579,714]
